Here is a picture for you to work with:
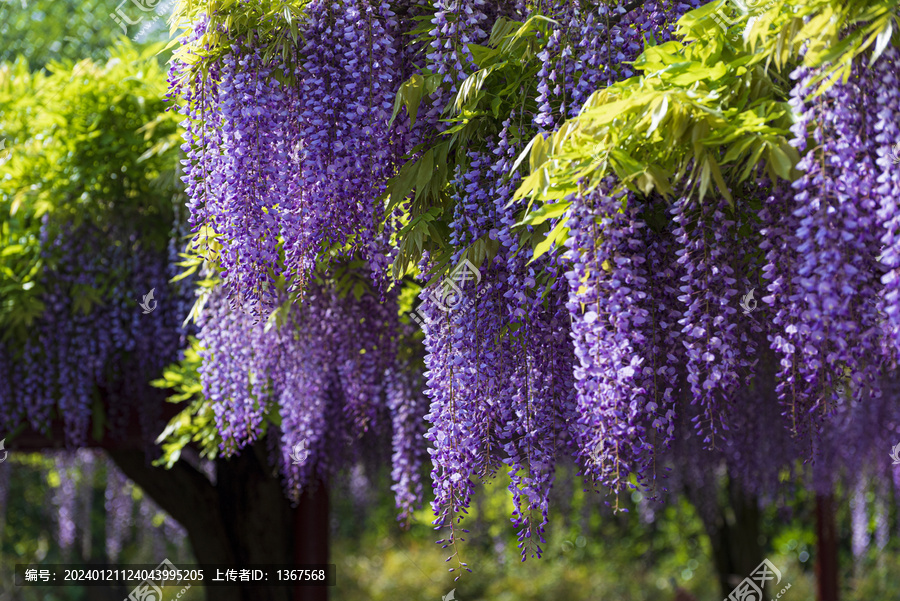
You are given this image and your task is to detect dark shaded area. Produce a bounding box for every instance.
[108,441,330,601]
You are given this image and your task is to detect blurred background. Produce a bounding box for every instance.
[3,449,900,600]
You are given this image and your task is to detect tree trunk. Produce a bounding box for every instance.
[815,494,839,601]
[107,440,329,601]
[684,475,763,598]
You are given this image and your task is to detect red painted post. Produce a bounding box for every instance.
[815,494,839,601]
[293,479,329,601]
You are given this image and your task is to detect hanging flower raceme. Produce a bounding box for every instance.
[490,124,574,558]
[564,185,681,500]
[426,0,490,87]
[195,286,279,455]
[421,124,576,562]
[532,0,577,130]
[762,60,887,440]
[719,348,804,497]
[672,192,761,449]
[810,370,900,496]
[217,37,293,307]
[194,272,424,510]
[873,46,900,363]
[285,0,408,292]
[419,254,508,571]
[0,222,187,447]
[170,28,295,311]
[171,1,413,307]
[385,360,429,526]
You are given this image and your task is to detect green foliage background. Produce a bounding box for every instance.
[0,42,183,342]
[0,0,173,70]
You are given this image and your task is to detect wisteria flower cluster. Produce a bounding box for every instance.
[0,221,191,448]
[159,0,900,567]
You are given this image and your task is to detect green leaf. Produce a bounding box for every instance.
[707,156,733,206]
[391,74,425,128]
[768,143,794,181]
[871,21,894,65]
[647,95,669,136]
[414,148,434,202]
[389,157,419,211]
[169,263,199,283]
[509,134,543,185]
[529,134,548,172]
[517,201,570,227]
[698,157,711,203]
[531,220,569,263]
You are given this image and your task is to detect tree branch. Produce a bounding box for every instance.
[105,449,236,566]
